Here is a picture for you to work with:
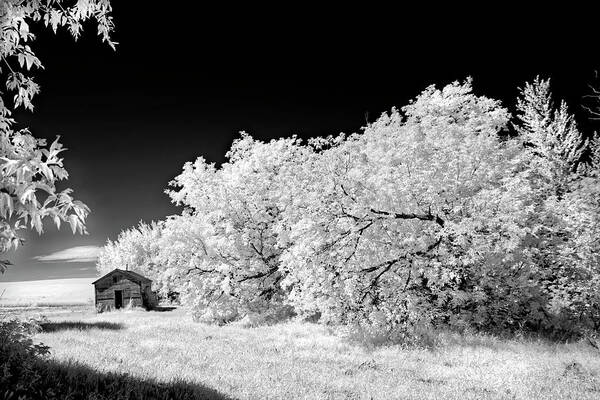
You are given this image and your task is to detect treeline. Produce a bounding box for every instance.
[98,78,600,338]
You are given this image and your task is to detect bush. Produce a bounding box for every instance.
[340,320,442,350]
[0,317,50,399]
[233,305,297,328]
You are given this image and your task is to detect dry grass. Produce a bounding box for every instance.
[15,307,599,399]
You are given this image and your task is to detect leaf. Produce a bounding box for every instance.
[1,193,14,218]
[68,214,79,234]
[0,259,13,274]
[19,186,35,204]
[32,214,43,234]
[50,212,60,230]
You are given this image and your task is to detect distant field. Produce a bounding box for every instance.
[15,307,600,399]
[0,278,94,307]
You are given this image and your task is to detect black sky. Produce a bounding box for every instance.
[2,5,599,281]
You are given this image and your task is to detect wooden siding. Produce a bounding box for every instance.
[93,269,157,312]
[94,274,142,311]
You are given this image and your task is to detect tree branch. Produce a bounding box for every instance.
[359,235,443,274]
[185,266,214,276]
[369,207,445,227]
[340,184,356,202]
[344,220,374,262]
[238,266,278,283]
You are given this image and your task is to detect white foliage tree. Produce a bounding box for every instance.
[508,77,600,332]
[279,79,526,330]
[97,221,163,273]
[163,134,310,323]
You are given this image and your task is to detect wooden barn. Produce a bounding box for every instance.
[92,269,157,312]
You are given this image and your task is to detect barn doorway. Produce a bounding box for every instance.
[114,290,123,309]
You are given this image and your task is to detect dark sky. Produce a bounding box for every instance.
[2,5,599,281]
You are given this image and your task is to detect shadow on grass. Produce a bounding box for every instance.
[15,358,236,400]
[40,321,124,332]
[153,306,177,312]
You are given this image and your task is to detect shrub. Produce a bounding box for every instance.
[339,320,440,349]
[0,317,50,399]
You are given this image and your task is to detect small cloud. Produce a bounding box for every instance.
[33,246,101,263]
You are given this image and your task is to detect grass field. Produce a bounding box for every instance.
[0,278,94,307]
[12,306,598,399]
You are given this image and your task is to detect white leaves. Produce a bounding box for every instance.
[154,135,314,319]
[31,213,42,233]
[588,132,600,172]
[1,130,89,256]
[1,0,115,112]
[16,45,41,71]
[0,157,19,176]
[18,184,35,204]
[38,163,54,181]
[0,192,14,219]
[68,214,80,234]
[5,72,40,110]
[515,77,587,175]
[53,214,61,230]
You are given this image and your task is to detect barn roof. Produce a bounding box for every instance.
[92,268,152,285]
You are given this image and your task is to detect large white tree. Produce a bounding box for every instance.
[97,221,163,274]
[162,134,310,322]
[278,79,527,330]
[515,78,600,331]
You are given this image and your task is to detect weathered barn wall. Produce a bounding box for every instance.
[93,269,157,312]
[94,275,142,312]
